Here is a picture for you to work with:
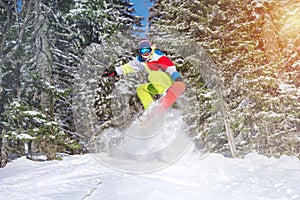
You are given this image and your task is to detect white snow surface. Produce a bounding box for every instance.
[1,149,300,200]
[2,107,300,200]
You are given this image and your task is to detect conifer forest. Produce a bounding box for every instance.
[0,0,299,167]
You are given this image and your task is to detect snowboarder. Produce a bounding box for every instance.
[102,39,184,110]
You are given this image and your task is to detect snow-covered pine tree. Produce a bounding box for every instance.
[0,0,37,166]
[0,0,82,162]
[149,0,300,158]
[149,0,238,157]
[67,0,144,148]
[0,0,143,166]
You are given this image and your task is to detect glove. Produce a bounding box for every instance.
[171,71,183,82]
[102,68,117,77]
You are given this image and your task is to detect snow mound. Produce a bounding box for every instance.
[1,150,300,200]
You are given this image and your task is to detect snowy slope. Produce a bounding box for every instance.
[1,149,300,200]
[1,107,300,200]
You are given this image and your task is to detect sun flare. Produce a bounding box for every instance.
[280,5,300,39]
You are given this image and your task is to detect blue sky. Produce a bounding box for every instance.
[130,0,153,36]
[17,0,22,13]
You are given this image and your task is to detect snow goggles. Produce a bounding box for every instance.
[138,48,152,55]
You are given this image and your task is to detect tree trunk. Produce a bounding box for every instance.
[34,2,53,118]
[0,138,8,168]
[218,87,238,158]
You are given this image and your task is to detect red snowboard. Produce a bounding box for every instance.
[158,81,186,110]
